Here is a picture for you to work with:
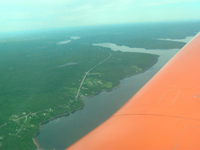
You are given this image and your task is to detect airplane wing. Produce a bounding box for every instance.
[66,33,200,150]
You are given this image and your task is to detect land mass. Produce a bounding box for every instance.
[0,39,158,150]
[0,21,200,150]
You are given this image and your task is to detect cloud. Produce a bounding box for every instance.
[0,0,200,32]
[144,0,199,7]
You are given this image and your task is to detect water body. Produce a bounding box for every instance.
[35,37,192,150]
[57,40,71,44]
[156,36,194,43]
[57,62,77,68]
[56,36,81,45]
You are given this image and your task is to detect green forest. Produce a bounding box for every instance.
[0,38,158,150]
[0,21,200,150]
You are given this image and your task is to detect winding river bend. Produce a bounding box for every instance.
[35,37,192,150]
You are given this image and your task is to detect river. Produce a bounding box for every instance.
[35,37,192,150]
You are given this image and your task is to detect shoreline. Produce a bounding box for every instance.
[80,58,158,99]
[32,59,158,149]
[32,104,84,150]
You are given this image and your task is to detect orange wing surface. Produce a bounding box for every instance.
[66,33,200,150]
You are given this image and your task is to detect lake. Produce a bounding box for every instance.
[35,37,192,150]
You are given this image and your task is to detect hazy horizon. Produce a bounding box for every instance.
[1,20,200,36]
[1,0,200,33]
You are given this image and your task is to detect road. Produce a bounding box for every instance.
[75,53,112,99]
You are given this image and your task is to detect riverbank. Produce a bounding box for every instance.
[33,58,158,149]
[83,58,158,99]
[35,45,180,150]
[33,104,84,150]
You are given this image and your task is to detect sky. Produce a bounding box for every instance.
[0,0,200,33]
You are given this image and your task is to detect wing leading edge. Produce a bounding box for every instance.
[66,33,200,150]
